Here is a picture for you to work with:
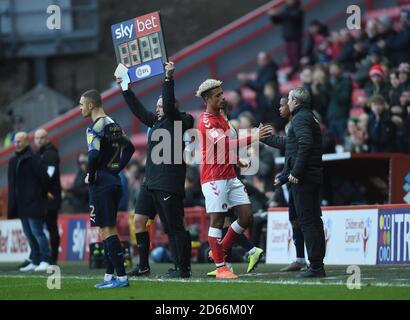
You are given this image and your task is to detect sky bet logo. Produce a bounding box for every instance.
[112,13,161,45]
[112,19,135,43]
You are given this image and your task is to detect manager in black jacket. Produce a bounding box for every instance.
[8,132,51,272]
[35,129,61,265]
[262,87,326,278]
[119,62,194,278]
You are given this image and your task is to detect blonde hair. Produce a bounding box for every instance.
[196,79,223,99]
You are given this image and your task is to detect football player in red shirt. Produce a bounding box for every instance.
[196,79,271,279]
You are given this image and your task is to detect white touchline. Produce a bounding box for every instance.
[2,275,410,288]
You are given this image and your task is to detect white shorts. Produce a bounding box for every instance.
[201,178,251,213]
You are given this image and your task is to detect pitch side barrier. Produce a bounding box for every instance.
[2,204,410,265]
[266,204,410,265]
[0,208,208,262]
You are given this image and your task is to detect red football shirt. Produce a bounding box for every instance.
[197,112,251,184]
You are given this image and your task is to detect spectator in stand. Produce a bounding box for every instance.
[300,66,313,89]
[2,115,25,149]
[365,64,391,103]
[311,64,330,121]
[389,70,401,106]
[238,111,256,130]
[229,89,255,120]
[268,0,304,80]
[343,115,369,154]
[390,89,409,126]
[397,63,410,98]
[300,67,317,114]
[352,40,368,70]
[301,19,329,67]
[335,29,356,72]
[328,30,342,60]
[238,51,278,110]
[344,117,359,152]
[378,8,410,66]
[358,112,369,132]
[392,90,410,126]
[367,95,397,152]
[354,46,387,87]
[69,153,89,213]
[316,34,334,64]
[259,81,285,130]
[351,127,369,153]
[327,62,353,145]
[314,111,336,154]
[400,90,410,111]
[364,19,380,53]
[375,16,397,64]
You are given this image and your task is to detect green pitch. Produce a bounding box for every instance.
[0,262,409,300]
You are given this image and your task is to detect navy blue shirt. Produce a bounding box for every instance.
[86,116,134,185]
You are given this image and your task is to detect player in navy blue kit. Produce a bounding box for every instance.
[79,89,135,289]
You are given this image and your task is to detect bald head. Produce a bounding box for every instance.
[15,132,29,152]
[34,128,49,149]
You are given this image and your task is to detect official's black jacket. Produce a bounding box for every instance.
[8,146,49,219]
[262,104,323,184]
[38,142,62,211]
[122,79,194,197]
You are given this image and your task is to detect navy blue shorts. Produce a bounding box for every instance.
[134,185,156,219]
[89,184,122,227]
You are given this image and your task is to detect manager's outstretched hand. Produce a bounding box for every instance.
[252,124,273,141]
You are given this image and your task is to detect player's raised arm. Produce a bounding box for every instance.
[162,61,178,118]
[117,76,157,127]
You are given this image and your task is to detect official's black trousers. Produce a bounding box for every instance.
[288,188,305,259]
[289,181,325,269]
[45,209,60,264]
[151,190,191,271]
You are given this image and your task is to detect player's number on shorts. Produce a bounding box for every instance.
[90,205,96,223]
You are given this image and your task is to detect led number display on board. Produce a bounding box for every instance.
[111,11,168,83]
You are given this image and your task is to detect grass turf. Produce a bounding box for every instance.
[0,262,410,300]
